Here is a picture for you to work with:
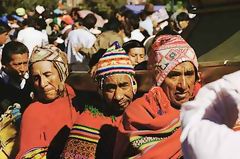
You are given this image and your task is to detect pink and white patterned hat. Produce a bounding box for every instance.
[148,35,198,86]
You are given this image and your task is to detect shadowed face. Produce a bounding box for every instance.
[179,20,189,29]
[5,53,29,80]
[161,62,196,109]
[116,13,125,22]
[0,31,9,45]
[102,74,134,116]
[128,47,145,66]
[30,61,63,103]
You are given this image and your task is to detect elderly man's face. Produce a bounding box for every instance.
[161,62,196,109]
[30,61,62,103]
[102,74,134,115]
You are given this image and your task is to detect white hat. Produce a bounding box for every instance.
[16,8,26,17]
[90,28,101,35]
[55,37,64,44]
[36,5,45,14]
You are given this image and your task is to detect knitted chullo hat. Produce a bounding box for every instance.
[95,43,135,89]
[148,35,198,86]
[29,44,69,82]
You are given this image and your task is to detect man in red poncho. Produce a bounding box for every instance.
[114,35,201,159]
[60,44,138,159]
[16,45,78,159]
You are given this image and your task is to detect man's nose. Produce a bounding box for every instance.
[19,63,27,72]
[177,75,187,90]
[39,76,48,88]
[113,87,124,101]
[136,55,143,64]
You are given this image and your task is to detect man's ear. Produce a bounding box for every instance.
[196,71,202,83]
[132,78,138,95]
[57,82,65,96]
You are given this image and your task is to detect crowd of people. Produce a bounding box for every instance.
[0,1,239,159]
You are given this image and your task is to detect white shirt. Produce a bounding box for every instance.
[66,27,96,63]
[17,27,48,55]
[0,69,28,89]
[139,17,153,36]
[130,29,145,42]
[181,70,240,159]
[0,45,4,69]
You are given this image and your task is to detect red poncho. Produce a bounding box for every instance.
[114,87,182,159]
[16,84,78,159]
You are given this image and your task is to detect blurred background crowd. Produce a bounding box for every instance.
[0,0,199,71]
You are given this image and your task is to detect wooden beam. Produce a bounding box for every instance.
[66,61,240,92]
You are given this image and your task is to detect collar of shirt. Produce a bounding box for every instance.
[0,69,27,90]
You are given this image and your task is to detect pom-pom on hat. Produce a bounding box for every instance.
[148,35,198,86]
[95,42,135,88]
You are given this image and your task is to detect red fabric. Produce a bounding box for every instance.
[16,84,78,159]
[193,82,202,97]
[113,87,182,159]
[73,110,121,130]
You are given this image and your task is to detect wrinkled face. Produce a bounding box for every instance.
[30,61,62,103]
[161,62,196,109]
[0,32,9,45]
[128,47,145,66]
[179,20,189,29]
[102,74,134,115]
[5,53,29,80]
